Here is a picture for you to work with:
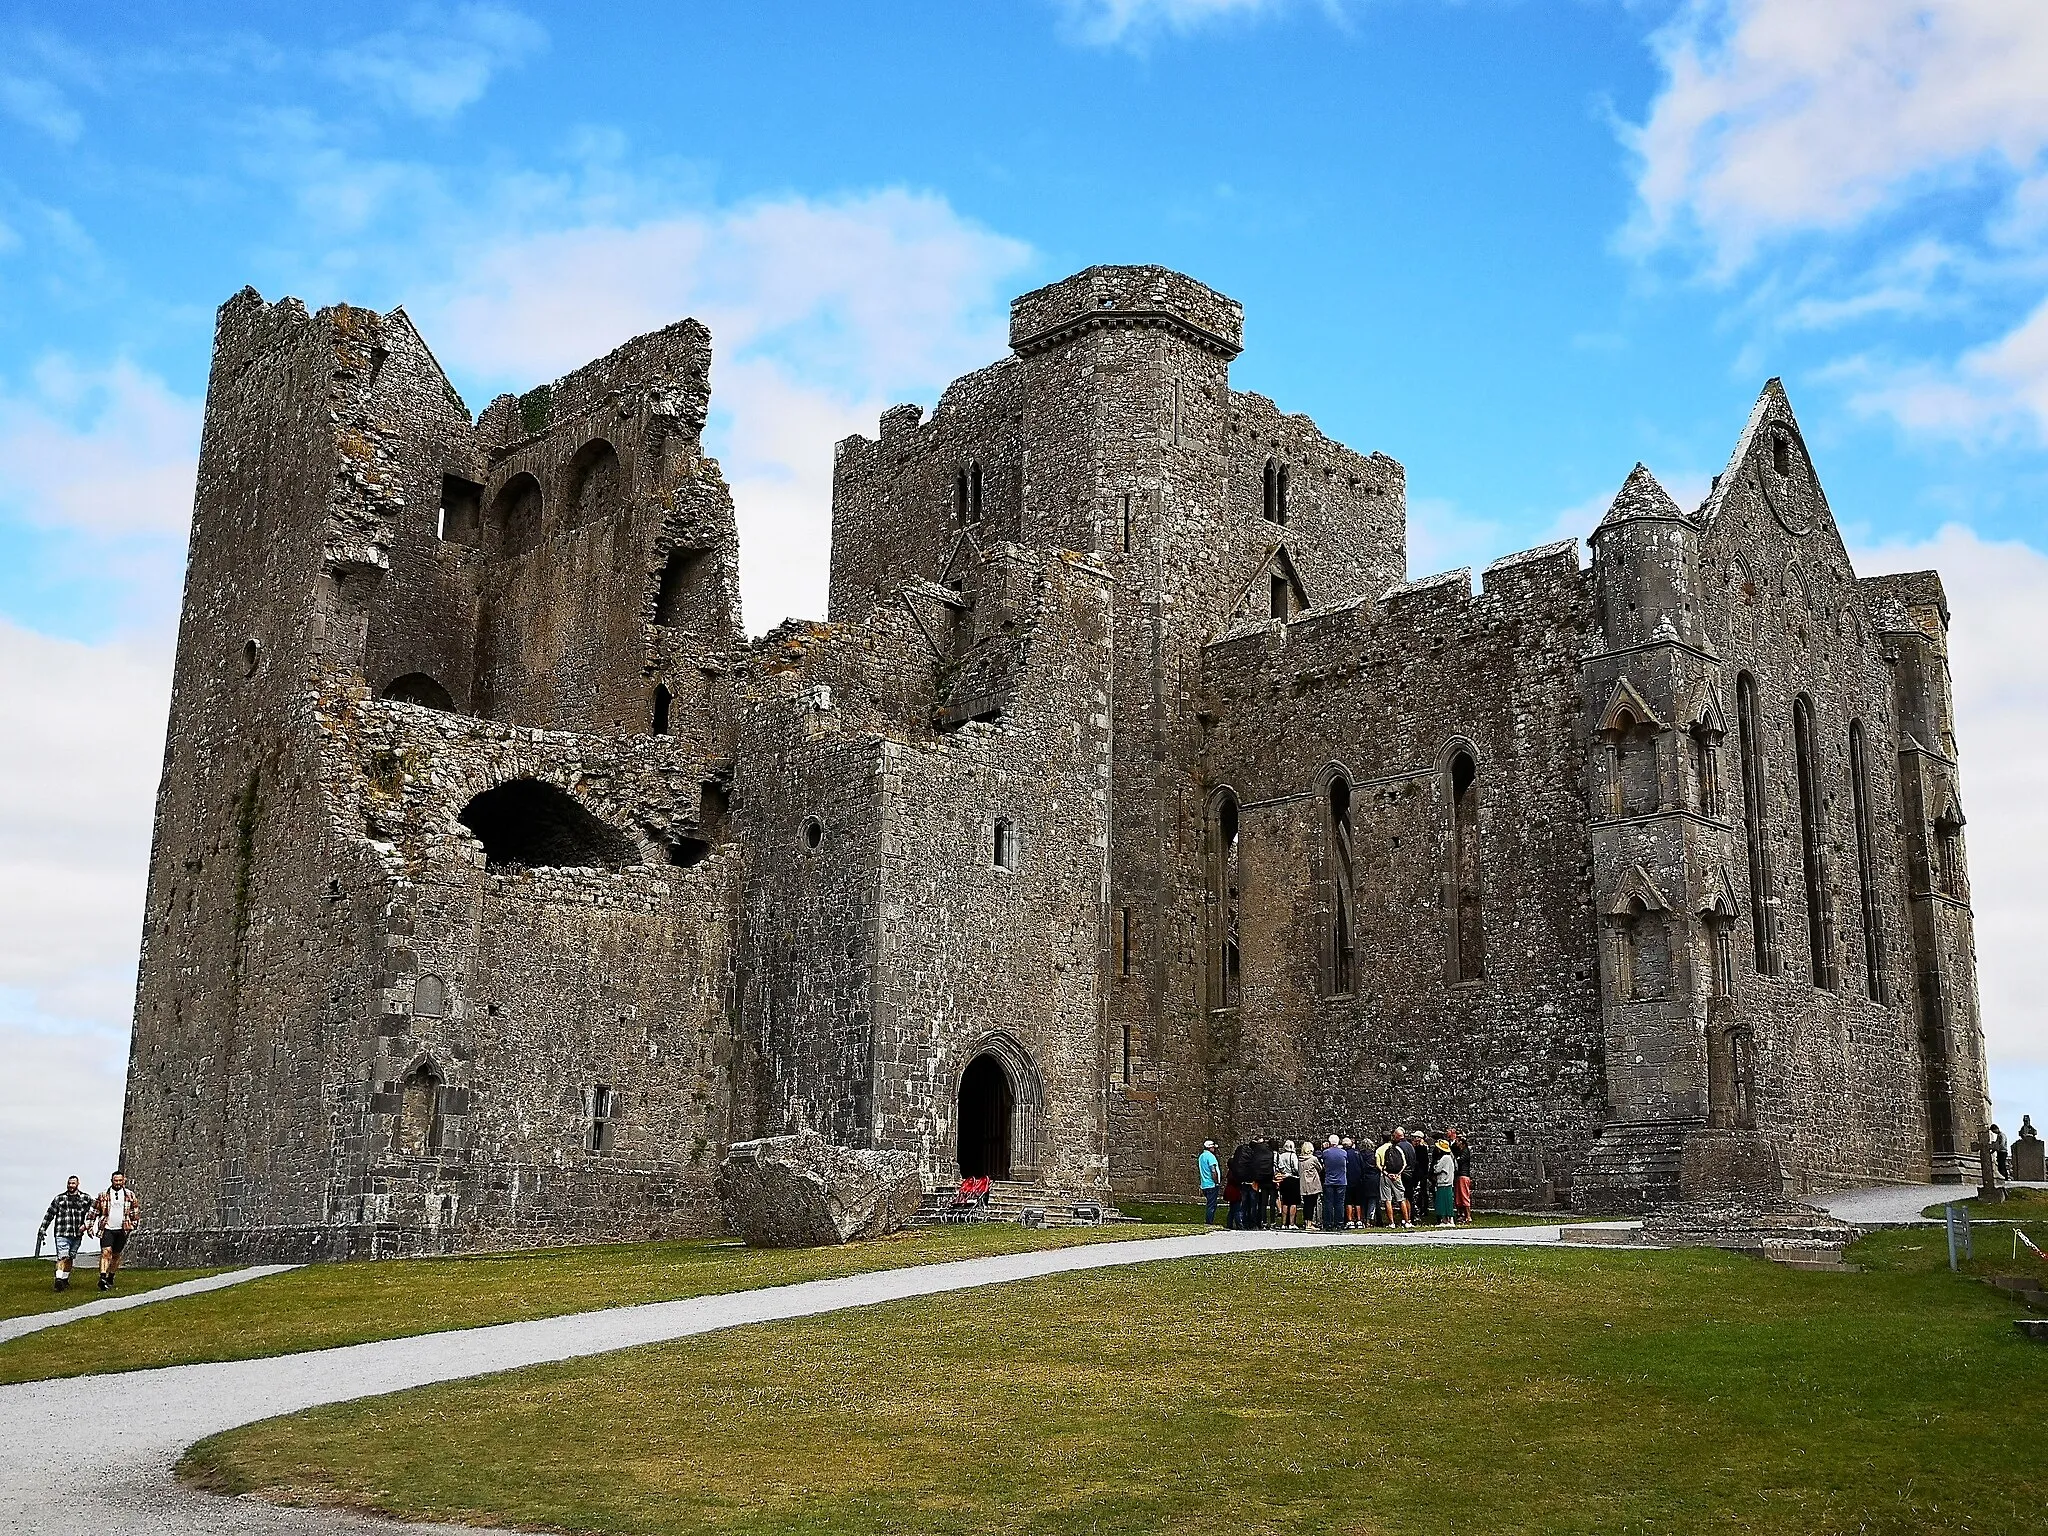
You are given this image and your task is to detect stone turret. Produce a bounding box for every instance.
[1590,463,1707,653]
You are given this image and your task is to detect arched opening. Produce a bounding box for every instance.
[654,548,712,627]
[1772,432,1791,476]
[1327,774,1356,997]
[397,1061,442,1159]
[650,683,673,736]
[992,816,1017,870]
[1210,791,1242,1009]
[1689,711,1723,818]
[380,673,455,711]
[458,779,641,871]
[957,1052,1014,1179]
[486,473,545,557]
[1792,695,1837,989]
[564,439,622,529]
[1848,720,1888,1001]
[1448,749,1484,982]
[1262,457,1280,521]
[1735,672,1780,975]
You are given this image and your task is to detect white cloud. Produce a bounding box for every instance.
[0,618,171,1253]
[1055,0,1292,47]
[1853,525,2048,1105]
[0,358,202,537]
[0,72,81,142]
[1625,0,2048,269]
[325,3,547,121]
[412,188,1033,632]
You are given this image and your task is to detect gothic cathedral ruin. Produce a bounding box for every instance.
[120,265,1991,1262]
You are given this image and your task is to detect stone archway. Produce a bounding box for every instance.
[957,1053,1014,1179]
[954,1033,1044,1182]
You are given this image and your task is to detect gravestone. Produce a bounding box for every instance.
[2015,1116,2045,1183]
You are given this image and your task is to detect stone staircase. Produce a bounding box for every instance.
[1576,1118,1702,1214]
[909,1179,1130,1229]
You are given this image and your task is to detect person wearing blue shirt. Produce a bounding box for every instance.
[1317,1136,1349,1230]
[1197,1140,1222,1225]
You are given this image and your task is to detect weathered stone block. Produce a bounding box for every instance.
[1680,1129,1788,1200]
[714,1132,926,1247]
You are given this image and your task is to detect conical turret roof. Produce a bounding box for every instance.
[1597,462,1688,531]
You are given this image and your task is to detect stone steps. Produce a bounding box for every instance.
[1577,1119,1699,1214]
[910,1180,1127,1229]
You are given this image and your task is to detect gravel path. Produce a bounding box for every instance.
[1807,1180,2047,1227]
[0,1223,1610,1534]
[0,1266,296,1346]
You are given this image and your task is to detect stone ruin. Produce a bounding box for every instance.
[714,1133,925,1247]
[111,264,1995,1263]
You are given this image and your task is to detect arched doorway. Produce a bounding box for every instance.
[957,1052,1015,1179]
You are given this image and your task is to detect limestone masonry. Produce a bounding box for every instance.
[119,265,1992,1262]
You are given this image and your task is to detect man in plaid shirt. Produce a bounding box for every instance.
[92,1171,142,1290]
[35,1176,96,1292]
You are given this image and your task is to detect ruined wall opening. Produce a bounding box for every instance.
[439,473,484,544]
[583,1083,617,1154]
[1612,712,1660,817]
[564,439,622,530]
[992,817,1017,870]
[654,548,712,627]
[487,473,545,557]
[1210,791,1242,1010]
[1327,774,1356,997]
[458,779,641,872]
[412,973,447,1018]
[397,1061,442,1159]
[1848,720,1889,1002]
[957,1053,1015,1179]
[380,673,456,711]
[651,683,672,736]
[1792,695,1837,989]
[1448,750,1484,983]
[1735,672,1780,975]
[1772,432,1791,476]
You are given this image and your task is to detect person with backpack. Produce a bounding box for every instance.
[35,1175,96,1292]
[1227,1141,1257,1230]
[1377,1130,1411,1230]
[1249,1137,1278,1229]
[1403,1129,1431,1221]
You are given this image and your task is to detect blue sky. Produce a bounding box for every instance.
[3,0,2045,1241]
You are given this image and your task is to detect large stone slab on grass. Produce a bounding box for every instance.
[716,1132,927,1247]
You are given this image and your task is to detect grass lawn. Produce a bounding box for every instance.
[1919,1186,2048,1222]
[0,1256,221,1322]
[0,1220,1197,1386]
[185,1237,2048,1536]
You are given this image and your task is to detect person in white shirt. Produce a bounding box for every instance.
[93,1171,142,1290]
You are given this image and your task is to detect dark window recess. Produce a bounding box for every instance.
[1329,776,1356,996]
[1773,433,1791,475]
[458,779,641,871]
[969,461,984,522]
[993,817,1017,870]
[584,1083,617,1154]
[439,474,484,544]
[381,673,455,711]
[1212,792,1242,1009]
[487,473,545,557]
[654,549,711,626]
[1848,720,1889,1002]
[665,836,711,868]
[1270,574,1290,620]
[650,683,672,736]
[699,782,730,842]
[1449,751,1484,982]
[1736,672,1781,975]
[1792,696,1837,990]
[242,638,261,677]
[803,816,824,849]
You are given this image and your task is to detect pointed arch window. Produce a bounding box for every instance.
[1848,720,1889,1002]
[1262,457,1289,524]
[1210,791,1242,1009]
[1688,706,1724,818]
[1327,775,1356,997]
[650,683,673,737]
[1735,672,1780,976]
[1448,750,1484,983]
[1792,695,1838,990]
[397,1061,443,1159]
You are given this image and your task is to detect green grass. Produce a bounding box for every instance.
[0,1221,1198,1386]
[0,1256,220,1322]
[183,1238,2048,1536]
[1919,1186,2048,1222]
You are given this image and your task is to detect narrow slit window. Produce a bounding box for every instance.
[1212,792,1242,1009]
[584,1083,617,1154]
[1848,721,1888,1002]
[1328,775,1356,997]
[1736,673,1780,976]
[992,817,1016,871]
[650,683,672,737]
[1792,696,1837,990]
[1449,751,1483,982]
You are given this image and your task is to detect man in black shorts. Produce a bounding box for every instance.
[93,1170,142,1289]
